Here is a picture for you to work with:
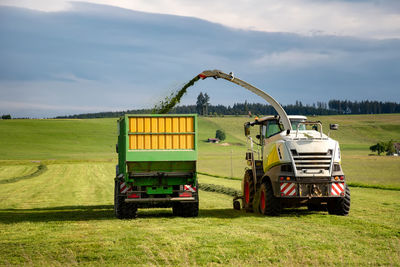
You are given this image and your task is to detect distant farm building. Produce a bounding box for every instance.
[394,143,400,155]
[207,138,220,143]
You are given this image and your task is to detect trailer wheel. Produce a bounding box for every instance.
[328,184,350,216]
[243,170,255,212]
[114,180,137,219]
[259,180,281,216]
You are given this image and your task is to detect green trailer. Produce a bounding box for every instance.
[114,114,198,219]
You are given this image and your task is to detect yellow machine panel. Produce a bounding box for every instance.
[128,116,195,150]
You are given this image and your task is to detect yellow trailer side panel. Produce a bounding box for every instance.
[128,116,195,150]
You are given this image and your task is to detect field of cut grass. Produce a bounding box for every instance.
[0,114,400,265]
[0,119,116,160]
[1,161,400,265]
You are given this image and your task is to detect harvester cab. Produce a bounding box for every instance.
[199,70,350,216]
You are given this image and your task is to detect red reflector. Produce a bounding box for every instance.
[340,176,344,180]
[127,193,140,199]
[280,177,284,181]
[179,192,192,197]
[281,193,284,196]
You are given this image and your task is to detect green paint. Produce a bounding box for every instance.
[146,186,173,195]
[153,75,200,114]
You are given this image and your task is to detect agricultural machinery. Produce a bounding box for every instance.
[198,70,350,216]
[114,114,198,219]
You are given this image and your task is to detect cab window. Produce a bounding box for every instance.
[291,120,306,131]
[266,120,282,138]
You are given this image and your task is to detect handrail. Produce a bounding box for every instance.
[295,121,323,138]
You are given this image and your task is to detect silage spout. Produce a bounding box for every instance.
[198,70,223,80]
[197,69,292,132]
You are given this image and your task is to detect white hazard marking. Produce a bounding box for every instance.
[280,182,296,196]
[120,182,131,194]
[184,185,196,193]
[331,183,344,196]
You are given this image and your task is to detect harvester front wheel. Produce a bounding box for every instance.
[327,184,350,216]
[259,180,281,216]
[114,180,137,219]
[243,170,255,212]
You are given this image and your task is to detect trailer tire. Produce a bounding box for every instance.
[328,184,350,216]
[259,180,281,216]
[243,170,255,212]
[114,179,137,219]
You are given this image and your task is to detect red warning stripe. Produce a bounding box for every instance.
[280,182,296,196]
[120,182,131,194]
[331,183,344,196]
[184,185,196,192]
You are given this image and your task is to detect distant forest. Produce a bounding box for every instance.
[56,99,400,119]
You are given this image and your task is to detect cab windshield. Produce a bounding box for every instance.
[291,120,306,131]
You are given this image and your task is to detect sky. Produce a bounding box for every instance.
[0,0,399,118]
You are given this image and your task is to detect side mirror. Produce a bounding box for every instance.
[330,124,339,130]
[244,123,251,136]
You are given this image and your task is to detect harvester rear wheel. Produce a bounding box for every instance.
[114,179,137,219]
[243,170,255,212]
[259,180,281,216]
[327,184,350,216]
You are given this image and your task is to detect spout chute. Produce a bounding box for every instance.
[198,70,291,131]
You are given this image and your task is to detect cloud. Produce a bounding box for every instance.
[0,0,399,38]
[252,50,339,68]
[0,3,399,118]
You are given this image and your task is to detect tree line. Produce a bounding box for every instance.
[328,100,400,114]
[54,97,400,119]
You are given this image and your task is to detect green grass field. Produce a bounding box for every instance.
[0,114,400,265]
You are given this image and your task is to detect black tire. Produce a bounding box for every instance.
[259,180,281,216]
[233,200,241,210]
[114,179,137,219]
[242,170,255,212]
[328,184,350,216]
